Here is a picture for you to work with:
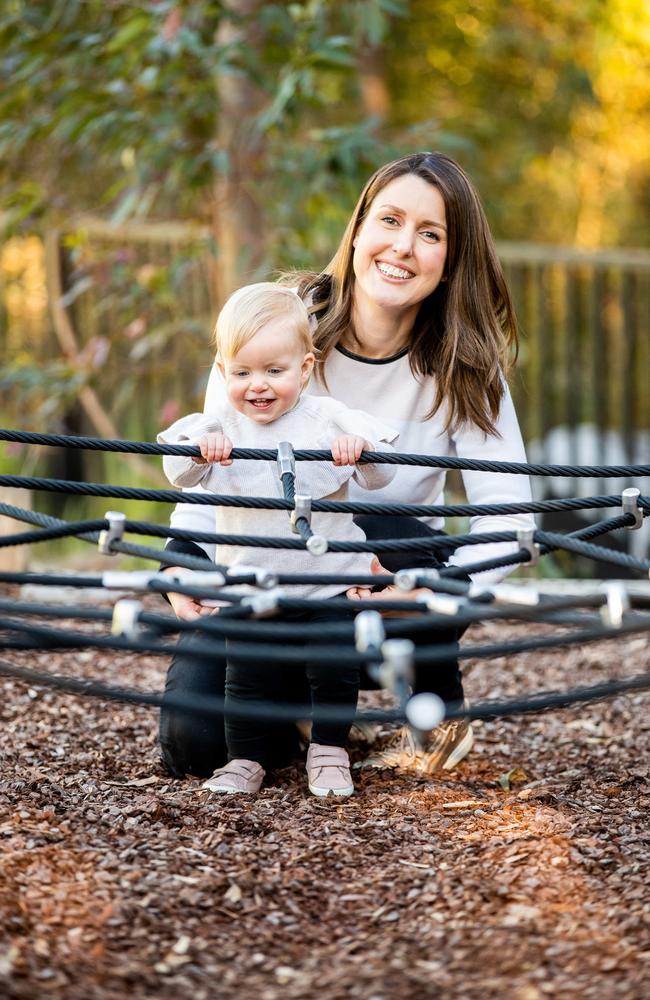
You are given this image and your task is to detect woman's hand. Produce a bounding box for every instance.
[346,558,432,614]
[161,567,216,621]
[332,435,372,466]
[195,431,233,466]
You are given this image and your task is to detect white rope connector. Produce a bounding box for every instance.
[306,535,328,556]
[227,565,278,589]
[622,488,643,529]
[165,569,227,588]
[517,527,540,566]
[240,589,284,618]
[276,440,295,477]
[394,568,439,592]
[111,599,143,640]
[477,583,540,606]
[377,638,414,699]
[98,511,126,555]
[406,692,446,733]
[600,582,629,629]
[354,610,386,654]
[421,593,463,616]
[291,494,311,533]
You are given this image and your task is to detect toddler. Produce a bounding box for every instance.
[158,283,397,798]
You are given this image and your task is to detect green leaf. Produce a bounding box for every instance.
[106,15,153,54]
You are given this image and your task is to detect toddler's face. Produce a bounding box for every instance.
[218,320,315,425]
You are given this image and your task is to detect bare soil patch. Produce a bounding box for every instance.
[1,590,649,999]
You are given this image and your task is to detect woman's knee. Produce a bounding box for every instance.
[159,709,226,778]
[159,631,228,778]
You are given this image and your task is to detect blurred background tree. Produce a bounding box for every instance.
[2,0,647,258]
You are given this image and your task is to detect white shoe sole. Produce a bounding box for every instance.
[201,782,258,794]
[308,783,354,798]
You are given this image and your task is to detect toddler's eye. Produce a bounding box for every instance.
[268,368,283,375]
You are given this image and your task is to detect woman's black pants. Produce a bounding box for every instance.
[159,515,465,778]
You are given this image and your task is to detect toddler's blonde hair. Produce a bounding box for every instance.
[214,282,313,362]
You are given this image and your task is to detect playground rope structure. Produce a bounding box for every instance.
[0,427,649,734]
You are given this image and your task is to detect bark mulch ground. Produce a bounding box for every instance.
[1,590,649,1000]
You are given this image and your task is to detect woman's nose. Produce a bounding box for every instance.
[391,230,414,256]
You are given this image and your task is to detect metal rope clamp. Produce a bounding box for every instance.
[600,582,629,629]
[395,568,439,592]
[378,638,415,705]
[111,599,143,640]
[517,527,540,566]
[291,493,328,555]
[291,493,312,533]
[354,610,386,655]
[241,589,284,618]
[98,511,126,555]
[277,440,296,478]
[621,488,643,530]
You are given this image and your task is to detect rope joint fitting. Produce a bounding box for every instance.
[111,599,143,640]
[517,527,540,566]
[354,610,386,654]
[98,511,126,555]
[276,441,295,478]
[622,488,643,529]
[291,494,311,533]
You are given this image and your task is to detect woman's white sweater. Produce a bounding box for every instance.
[168,345,535,585]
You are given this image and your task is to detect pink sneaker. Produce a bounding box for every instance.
[306,745,354,798]
[202,759,265,794]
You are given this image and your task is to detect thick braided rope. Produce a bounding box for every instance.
[2,651,650,725]
[2,475,648,525]
[3,609,649,668]
[2,428,649,477]
[2,502,647,573]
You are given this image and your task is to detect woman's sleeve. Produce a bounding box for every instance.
[165,365,224,561]
[447,385,535,585]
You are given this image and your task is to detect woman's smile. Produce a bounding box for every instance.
[375,260,416,280]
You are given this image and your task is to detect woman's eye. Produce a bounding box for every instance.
[421,230,441,242]
[381,215,398,226]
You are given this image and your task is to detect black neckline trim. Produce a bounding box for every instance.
[335,343,409,365]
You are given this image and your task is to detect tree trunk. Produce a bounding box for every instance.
[213,0,267,303]
[358,42,390,122]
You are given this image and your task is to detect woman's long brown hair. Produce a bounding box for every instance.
[285,152,518,436]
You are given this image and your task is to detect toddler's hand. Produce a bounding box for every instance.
[331,435,372,466]
[196,431,233,466]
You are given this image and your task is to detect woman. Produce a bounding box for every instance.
[160,151,534,780]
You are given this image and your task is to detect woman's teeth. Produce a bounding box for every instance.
[376,262,413,279]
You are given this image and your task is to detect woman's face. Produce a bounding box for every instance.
[352,173,448,318]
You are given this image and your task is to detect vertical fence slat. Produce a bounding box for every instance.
[621,270,638,462]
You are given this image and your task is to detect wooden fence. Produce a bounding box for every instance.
[2,220,649,464]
